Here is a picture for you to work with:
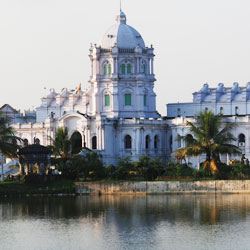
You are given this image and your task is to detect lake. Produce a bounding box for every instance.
[1,194,250,250]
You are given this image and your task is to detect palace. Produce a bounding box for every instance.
[2,10,249,167]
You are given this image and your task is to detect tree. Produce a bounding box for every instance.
[0,112,20,158]
[174,111,241,175]
[0,112,21,180]
[51,127,71,158]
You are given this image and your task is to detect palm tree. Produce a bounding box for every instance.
[174,111,241,175]
[50,127,71,158]
[0,112,21,180]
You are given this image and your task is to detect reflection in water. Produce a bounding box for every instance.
[1,195,250,250]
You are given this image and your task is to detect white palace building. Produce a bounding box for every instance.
[2,11,250,167]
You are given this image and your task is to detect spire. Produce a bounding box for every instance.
[116,10,126,24]
[116,1,126,24]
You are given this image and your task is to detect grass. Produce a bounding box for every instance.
[0,179,75,196]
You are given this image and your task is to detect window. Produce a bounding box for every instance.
[105,94,110,106]
[235,106,239,115]
[104,64,107,75]
[220,107,223,115]
[125,94,131,106]
[127,64,131,74]
[125,135,132,149]
[92,136,97,150]
[144,94,147,106]
[145,135,150,149]
[108,64,112,75]
[121,64,126,74]
[121,61,132,74]
[177,108,181,117]
[142,61,146,74]
[154,135,158,149]
[238,134,245,147]
[104,62,111,75]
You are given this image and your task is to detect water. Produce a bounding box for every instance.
[1,194,250,250]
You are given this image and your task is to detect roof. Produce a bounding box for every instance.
[100,11,145,49]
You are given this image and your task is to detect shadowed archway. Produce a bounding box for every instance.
[71,131,82,154]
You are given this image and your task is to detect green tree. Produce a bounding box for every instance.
[174,111,241,175]
[51,127,71,158]
[0,112,20,158]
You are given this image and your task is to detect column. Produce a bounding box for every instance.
[39,163,45,175]
[20,164,25,175]
[197,156,200,170]
[102,126,105,150]
[137,57,140,74]
[151,58,154,75]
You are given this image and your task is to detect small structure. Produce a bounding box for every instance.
[18,144,52,175]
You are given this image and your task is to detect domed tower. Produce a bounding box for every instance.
[88,11,158,119]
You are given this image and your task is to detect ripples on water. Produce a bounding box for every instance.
[0,195,250,250]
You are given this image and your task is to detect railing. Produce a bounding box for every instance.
[100,49,112,53]
[118,48,135,53]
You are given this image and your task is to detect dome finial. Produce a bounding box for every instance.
[116,0,126,24]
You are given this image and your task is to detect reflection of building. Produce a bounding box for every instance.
[10,11,169,165]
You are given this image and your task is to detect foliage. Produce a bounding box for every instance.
[113,156,134,179]
[55,151,105,180]
[50,127,71,158]
[0,111,21,158]
[164,160,194,177]
[174,111,241,176]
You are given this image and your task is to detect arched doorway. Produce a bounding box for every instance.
[71,131,82,154]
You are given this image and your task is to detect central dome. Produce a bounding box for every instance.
[100,11,145,49]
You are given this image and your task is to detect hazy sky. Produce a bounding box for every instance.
[1,0,250,114]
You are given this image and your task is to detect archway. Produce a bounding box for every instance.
[71,131,82,154]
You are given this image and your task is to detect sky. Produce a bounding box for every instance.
[1,0,250,115]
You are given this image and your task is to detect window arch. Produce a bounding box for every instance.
[120,61,133,74]
[125,135,132,149]
[154,135,159,149]
[92,136,97,150]
[104,61,111,75]
[238,134,245,147]
[235,106,239,115]
[141,61,146,74]
[177,108,181,117]
[185,134,193,147]
[104,93,110,106]
[145,135,150,149]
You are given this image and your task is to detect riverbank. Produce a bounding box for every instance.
[0,180,75,196]
[75,180,250,194]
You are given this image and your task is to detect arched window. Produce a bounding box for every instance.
[125,135,132,149]
[34,138,40,145]
[185,134,193,147]
[170,136,173,151]
[177,134,181,148]
[23,138,29,147]
[145,135,150,149]
[142,61,146,74]
[220,107,223,115]
[125,93,131,106]
[238,134,245,147]
[104,62,111,75]
[121,61,132,74]
[104,64,107,75]
[71,132,82,154]
[105,94,110,106]
[235,106,239,115]
[121,64,126,74]
[127,63,131,74]
[154,135,159,149]
[92,136,97,150]
[205,107,208,112]
[108,64,112,75]
[177,108,181,117]
[144,94,147,106]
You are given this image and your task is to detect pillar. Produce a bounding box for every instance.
[151,58,154,75]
